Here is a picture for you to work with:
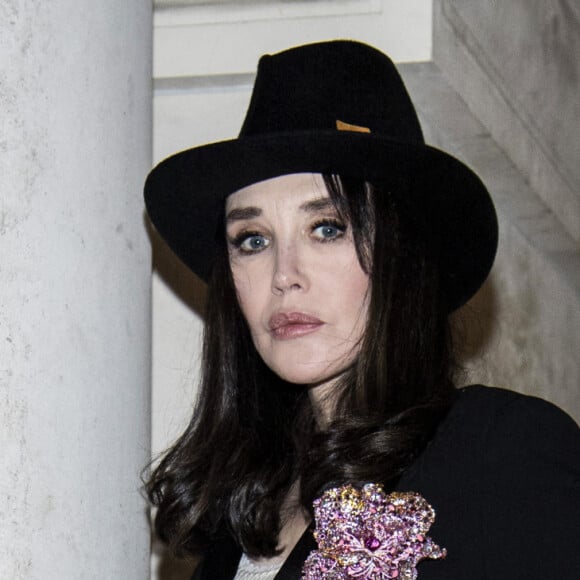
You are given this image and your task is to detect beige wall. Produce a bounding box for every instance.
[434,1,580,240]
[432,0,580,422]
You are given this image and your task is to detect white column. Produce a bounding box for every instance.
[0,1,152,578]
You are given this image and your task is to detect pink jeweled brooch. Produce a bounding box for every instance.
[302,483,446,579]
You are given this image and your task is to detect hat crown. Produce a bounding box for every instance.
[240,40,424,144]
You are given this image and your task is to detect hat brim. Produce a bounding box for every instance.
[144,131,497,311]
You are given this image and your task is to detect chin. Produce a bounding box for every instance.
[267,358,349,388]
[256,340,359,387]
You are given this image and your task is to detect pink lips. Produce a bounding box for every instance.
[269,311,324,339]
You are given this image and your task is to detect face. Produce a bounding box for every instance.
[226,173,370,392]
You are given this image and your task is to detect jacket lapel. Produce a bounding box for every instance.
[193,526,316,580]
[193,534,241,580]
[274,525,316,579]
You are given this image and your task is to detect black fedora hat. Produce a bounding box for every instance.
[145,40,497,310]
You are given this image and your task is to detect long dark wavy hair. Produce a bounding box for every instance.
[147,174,458,558]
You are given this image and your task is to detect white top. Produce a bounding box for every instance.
[233,552,285,580]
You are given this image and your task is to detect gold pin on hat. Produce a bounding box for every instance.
[336,119,371,133]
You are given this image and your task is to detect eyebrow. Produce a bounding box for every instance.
[226,197,335,223]
[299,197,335,213]
[226,206,262,223]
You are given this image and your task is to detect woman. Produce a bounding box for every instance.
[144,41,580,579]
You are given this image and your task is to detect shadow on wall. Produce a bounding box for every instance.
[147,219,208,317]
[453,274,499,382]
[152,539,198,580]
[147,217,205,579]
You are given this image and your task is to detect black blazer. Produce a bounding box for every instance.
[193,386,580,579]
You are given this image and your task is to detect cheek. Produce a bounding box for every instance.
[324,256,369,310]
[333,264,370,342]
[350,275,370,310]
[231,264,266,333]
[345,285,370,341]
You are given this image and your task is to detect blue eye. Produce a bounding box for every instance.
[312,220,346,241]
[242,235,268,251]
[231,232,270,253]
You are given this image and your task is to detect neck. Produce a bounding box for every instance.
[307,378,342,427]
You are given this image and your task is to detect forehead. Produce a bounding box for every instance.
[225,173,329,212]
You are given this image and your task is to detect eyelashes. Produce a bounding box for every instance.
[229,230,270,254]
[311,218,346,241]
[228,218,347,255]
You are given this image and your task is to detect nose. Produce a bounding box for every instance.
[271,242,308,295]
